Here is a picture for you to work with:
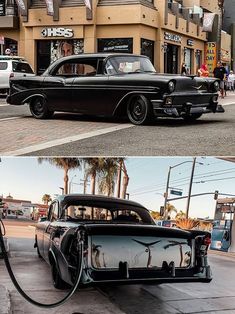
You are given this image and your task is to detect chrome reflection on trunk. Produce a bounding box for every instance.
[90,236,192,269]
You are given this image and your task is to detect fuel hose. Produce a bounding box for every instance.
[0,218,84,308]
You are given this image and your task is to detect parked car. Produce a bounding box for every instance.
[0,56,34,95]
[155,220,176,228]
[7,53,224,125]
[34,194,212,289]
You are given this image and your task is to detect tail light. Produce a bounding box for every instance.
[204,236,211,246]
[9,72,14,79]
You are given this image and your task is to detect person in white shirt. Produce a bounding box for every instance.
[227,70,235,91]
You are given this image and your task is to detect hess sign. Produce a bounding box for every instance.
[41,27,74,38]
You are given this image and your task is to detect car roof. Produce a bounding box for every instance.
[57,53,148,61]
[0,55,26,61]
[56,194,147,210]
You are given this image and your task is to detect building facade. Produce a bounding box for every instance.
[0,0,231,74]
[223,0,235,71]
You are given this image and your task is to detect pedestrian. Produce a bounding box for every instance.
[213,61,227,98]
[181,63,187,76]
[198,64,209,77]
[227,70,235,92]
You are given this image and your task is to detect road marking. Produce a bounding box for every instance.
[0,104,9,107]
[3,124,135,156]
[0,116,22,122]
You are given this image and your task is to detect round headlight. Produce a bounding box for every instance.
[214,81,220,92]
[168,81,175,93]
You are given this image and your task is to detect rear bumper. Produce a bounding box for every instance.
[83,266,212,285]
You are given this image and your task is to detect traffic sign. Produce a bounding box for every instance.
[170,189,183,196]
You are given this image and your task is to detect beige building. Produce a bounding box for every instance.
[0,0,230,74]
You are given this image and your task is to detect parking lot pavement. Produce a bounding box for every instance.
[0,285,11,314]
[0,113,133,155]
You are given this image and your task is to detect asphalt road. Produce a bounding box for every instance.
[1,219,235,313]
[0,96,235,156]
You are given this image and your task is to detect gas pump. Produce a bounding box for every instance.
[211,197,235,252]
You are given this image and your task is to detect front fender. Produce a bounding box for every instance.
[113,89,159,117]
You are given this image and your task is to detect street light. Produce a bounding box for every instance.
[164,159,203,219]
[69,174,77,193]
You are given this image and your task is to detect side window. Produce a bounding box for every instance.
[0,62,8,70]
[48,202,59,222]
[54,60,97,77]
[12,62,34,74]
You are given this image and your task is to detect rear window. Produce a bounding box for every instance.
[12,62,34,74]
[0,62,8,70]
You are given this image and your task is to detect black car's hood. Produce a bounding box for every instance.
[109,72,217,92]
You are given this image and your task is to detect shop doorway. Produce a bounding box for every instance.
[164,44,179,74]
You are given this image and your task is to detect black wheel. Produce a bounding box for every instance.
[29,97,54,119]
[183,113,203,122]
[51,261,67,290]
[127,95,154,125]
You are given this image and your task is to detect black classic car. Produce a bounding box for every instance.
[7,53,224,125]
[35,194,212,289]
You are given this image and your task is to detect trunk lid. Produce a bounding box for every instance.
[86,224,194,270]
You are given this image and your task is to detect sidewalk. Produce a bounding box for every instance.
[219,91,235,106]
[209,249,235,258]
[0,285,11,314]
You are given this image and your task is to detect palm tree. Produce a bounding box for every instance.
[175,210,186,220]
[121,159,129,199]
[38,158,81,194]
[150,211,161,220]
[42,194,52,205]
[165,203,177,220]
[82,158,105,195]
[98,158,119,196]
[176,218,200,230]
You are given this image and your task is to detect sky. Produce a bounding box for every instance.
[0,157,235,219]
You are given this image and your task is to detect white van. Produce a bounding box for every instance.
[0,56,34,94]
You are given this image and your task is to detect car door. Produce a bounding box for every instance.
[42,76,74,111]
[71,58,112,115]
[43,201,60,263]
[36,212,51,259]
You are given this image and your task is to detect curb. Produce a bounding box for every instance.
[209,249,235,258]
[0,285,11,314]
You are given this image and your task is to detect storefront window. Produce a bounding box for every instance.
[141,38,154,64]
[37,39,84,75]
[97,38,133,53]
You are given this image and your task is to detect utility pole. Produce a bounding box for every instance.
[185,157,196,218]
[116,160,123,198]
[163,166,171,219]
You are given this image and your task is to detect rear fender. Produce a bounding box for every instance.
[23,94,47,105]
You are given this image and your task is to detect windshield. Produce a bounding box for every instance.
[63,204,151,224]
[105,55,156,75]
